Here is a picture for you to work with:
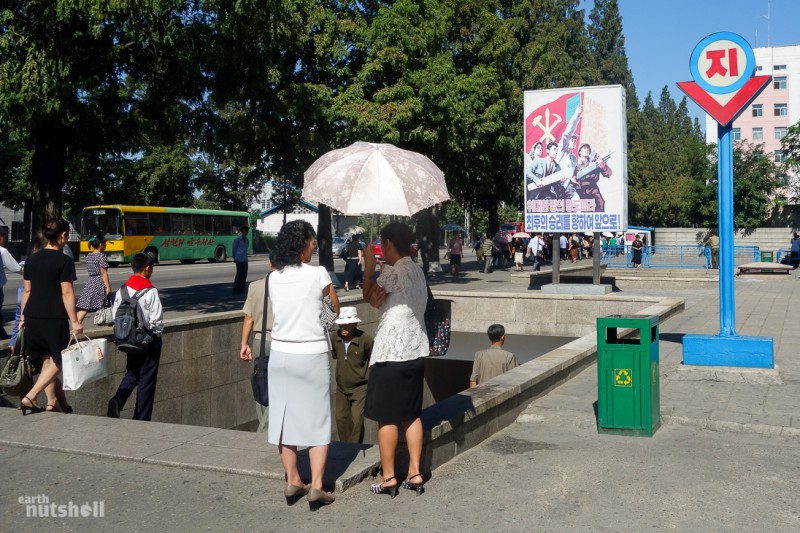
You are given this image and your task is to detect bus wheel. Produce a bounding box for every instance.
[213,245,227,263]
[179,259,196,264]
[145,247,159,264]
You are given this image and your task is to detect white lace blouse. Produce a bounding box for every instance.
[370,256,429,365]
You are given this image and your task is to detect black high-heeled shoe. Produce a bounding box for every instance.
[401,473,425,496]
[20,396,44,416]
[284,483,309,506]
[370,476,398,498]
[46,401,74,414]
[307,488,334,511]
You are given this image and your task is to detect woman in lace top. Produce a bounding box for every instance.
[363,222,429,497]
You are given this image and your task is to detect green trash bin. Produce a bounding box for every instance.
[597,315,660,437]
[760,251,773,262]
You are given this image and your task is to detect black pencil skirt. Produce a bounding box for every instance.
[24,317,70,367]
[365,357,425,423]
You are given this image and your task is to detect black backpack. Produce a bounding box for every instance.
[113,285,154,354]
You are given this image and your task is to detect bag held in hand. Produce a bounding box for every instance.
[61,333,109,391]
[424,285,451,357]
[0,330,34,396]
[114,286,154,354]
[93,294,115,326]
[320,295,338,331]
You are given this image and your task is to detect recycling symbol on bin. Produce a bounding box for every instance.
[614,369,632,387]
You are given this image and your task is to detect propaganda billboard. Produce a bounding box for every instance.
[523,85,628,233]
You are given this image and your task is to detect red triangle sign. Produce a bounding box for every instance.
[677,76,771,126]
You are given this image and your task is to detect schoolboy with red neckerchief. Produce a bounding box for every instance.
[107,252,164,421]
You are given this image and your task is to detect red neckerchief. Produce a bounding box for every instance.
[125,275,154,291]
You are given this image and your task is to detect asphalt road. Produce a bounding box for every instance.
[1,255,280,332]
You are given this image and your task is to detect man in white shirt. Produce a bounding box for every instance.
[0,227,23,340]
[559,234,568,260]
[526,233,544,272]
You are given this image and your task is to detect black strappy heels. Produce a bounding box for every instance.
[401,473,425,496]
[20,396,44,416]
[46,401,74,414]
[370,476,398,498]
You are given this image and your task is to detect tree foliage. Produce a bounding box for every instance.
[2,0,785,250]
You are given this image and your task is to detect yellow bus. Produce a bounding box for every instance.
[79,205,251,265]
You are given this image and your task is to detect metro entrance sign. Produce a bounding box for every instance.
[677,32,771,126]
[677,32,774,368]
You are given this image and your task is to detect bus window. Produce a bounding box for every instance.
[125,213,150,236]
[233,216,249,234]
[213,216,231,235]
[81,208,122,240]
[149,213,171,235]
[171,214,193,234]
[195,214,213,235]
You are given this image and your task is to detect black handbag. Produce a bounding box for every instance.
[0,329,34,396]
[251,273,271,407]
[424,285,451,357]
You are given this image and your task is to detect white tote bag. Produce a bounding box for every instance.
[61,334,109,391]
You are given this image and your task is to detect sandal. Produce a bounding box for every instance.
[20,396,44,416]
[46,401,74,414]
[370,476,398,498]
[401,473,425,496]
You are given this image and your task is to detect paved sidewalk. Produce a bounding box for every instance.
[528,274,800,437]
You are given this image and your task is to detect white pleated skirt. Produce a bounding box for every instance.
[267,349,331,446]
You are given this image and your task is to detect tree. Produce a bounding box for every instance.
[694,141,780,229]
[626,87,710,227]
[781,121,800,202]
[0,1,205,244]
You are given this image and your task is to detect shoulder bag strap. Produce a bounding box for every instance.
[259,273,271,358]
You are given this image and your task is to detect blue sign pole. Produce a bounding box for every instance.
[717,123,736,336]
[679,31,774,368]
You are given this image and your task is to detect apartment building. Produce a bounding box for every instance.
[705,45,800,202]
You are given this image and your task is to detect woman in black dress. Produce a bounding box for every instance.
[631,235,644,268]
[342,235,363,292]
[19,219,83,414]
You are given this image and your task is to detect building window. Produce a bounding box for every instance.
[752,127,763,140]
[776,175,788,187]
[732,128,741,141]
[774,64,787,70]
[752,104,763,117]
[774,103,787,117]
[774,76,787,89]
[775,127,788,140]
[755,65,763,72]
[774,150,787,163]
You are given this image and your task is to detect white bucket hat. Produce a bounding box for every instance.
[335,306,361,325]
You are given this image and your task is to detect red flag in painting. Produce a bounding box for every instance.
[525,92,581,154]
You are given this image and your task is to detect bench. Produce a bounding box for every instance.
[510,263,609,287]
[737,262,793,275]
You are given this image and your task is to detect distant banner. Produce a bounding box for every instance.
[523,85,628,233]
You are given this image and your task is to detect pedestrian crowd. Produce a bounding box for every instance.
[2,216,646,513]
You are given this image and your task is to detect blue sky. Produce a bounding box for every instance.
[599,0,800,127]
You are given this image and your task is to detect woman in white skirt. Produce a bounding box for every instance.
[268,220,339,511]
